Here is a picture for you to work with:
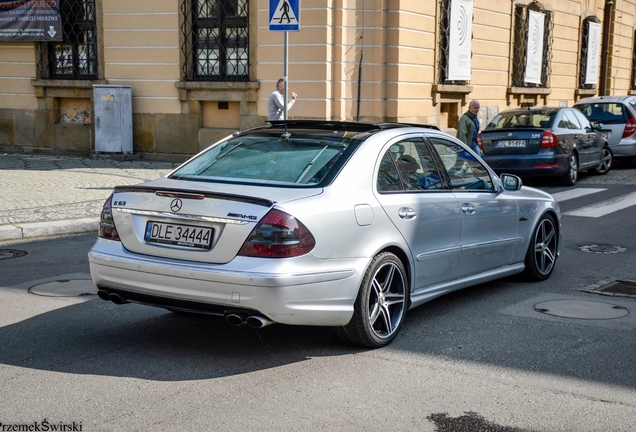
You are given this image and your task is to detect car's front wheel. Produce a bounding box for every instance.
[561,153,578,186]
[338,252,408,348]
[591,146,613,175]
[522,213,558,281]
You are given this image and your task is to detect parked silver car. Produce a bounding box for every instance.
[89,121,561,348]
[574,95,636,164]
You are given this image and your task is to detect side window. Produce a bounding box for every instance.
[563,110,582,130]
[428,137,494,191]
[377,151,402,192]
[376,139,445,192]
[571,109,591,129]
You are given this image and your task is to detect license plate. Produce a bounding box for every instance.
[496,139,526,148]
[600,131,611,139]
[145,221,212,249]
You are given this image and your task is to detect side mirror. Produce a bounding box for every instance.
[591,121,604,131]
[500,174,522,191]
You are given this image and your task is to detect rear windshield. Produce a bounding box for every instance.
[486,110,555,130]
[574,103,628,124]
[169,129,362,186]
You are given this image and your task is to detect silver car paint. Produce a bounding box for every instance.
[89,127,561,327]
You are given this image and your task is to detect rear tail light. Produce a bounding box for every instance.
[238,209,315,258]
[622,117,636,138]
[541,131,558,148]
[477,132,483,151]
[98,194,120,241]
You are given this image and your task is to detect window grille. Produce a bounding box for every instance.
[579,16,601,89]
[437,0,468,85]
[180,0,249,82]
[511,1,553,88]
[36,0,97,80]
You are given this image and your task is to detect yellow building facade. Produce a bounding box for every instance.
[0,0,634,159]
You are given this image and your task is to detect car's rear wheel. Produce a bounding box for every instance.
[522,213,557,281]
[591,146,613,175]
[561,153,578,186]
[339,252,408,348]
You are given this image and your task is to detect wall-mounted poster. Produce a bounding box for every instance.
[525,10,544,85]
[0,0,62,41]
[585,22,601,85]
[448,0,473,81]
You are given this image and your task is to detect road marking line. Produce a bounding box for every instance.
[550,188,606,202]
[564,191,636,218]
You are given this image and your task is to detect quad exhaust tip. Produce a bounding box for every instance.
[226,313,274,328]
[97,289,127,305]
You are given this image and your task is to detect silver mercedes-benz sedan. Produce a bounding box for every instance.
[89,120,561,348]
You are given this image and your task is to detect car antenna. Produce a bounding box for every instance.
[282,125,291,141]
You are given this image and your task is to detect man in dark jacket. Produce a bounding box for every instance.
[457,100,481,154]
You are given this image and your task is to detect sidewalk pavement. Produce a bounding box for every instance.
[1,152,635,243]
[0,153,181,242]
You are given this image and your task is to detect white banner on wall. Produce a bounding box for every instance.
[585,22,601,85]
[524,10,545,84]
[447,0,473,81]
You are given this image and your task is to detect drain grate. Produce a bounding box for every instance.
[579,244,627,254]
[580,280,636,299]
[0,249,28,260]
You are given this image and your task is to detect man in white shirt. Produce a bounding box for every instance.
[267,78,298,120]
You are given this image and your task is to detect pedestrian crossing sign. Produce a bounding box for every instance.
[269,0,300,31]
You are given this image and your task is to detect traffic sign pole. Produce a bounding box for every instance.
[284,32,289,120]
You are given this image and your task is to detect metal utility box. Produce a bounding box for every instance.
[93,85,133,153]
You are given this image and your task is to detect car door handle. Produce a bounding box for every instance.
[398,207,417,220]
[461,203,475,214]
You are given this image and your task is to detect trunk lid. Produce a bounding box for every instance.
[480,128,545,155]
[109,177,321,264]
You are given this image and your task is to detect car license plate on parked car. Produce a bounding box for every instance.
[496,140,526,148]
[144,221,212,249]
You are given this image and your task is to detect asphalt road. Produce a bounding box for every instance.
[1,174,635,431]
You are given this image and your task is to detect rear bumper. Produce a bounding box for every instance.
[88,238,367,326]
[611,140,636,157]
[482,153,568,177]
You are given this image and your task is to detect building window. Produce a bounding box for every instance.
[36,0,97,80]
[511,1,553,88]
[579,16,601,89]
[180,0,249,82]
[437,0,468,85]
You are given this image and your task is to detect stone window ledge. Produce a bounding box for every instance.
[31,79,108,99]
[575,88,598,100]
[175,81,260,102]
[507,87,552,105]
[432,84,473,105]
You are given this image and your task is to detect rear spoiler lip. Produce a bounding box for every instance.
[113,185,275,207]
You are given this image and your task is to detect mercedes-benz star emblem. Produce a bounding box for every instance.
[170,198,183,212]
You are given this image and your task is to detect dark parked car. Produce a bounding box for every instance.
[478,107,613,186]
[574,95,636,165]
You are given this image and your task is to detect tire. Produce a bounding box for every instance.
[522,213,558,281]
[340,252,408,348]
[560,153,578,186]
[590,146,613,175]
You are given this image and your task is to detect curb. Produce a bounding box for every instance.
[0,218,98,242]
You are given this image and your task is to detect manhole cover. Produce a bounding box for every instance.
[579,244,626,254]
[580,280,636,298]
[28,279,97,297]
[0,249,28,260]
[534,300,628,320]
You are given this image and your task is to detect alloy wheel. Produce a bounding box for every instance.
[367,260,407,339]
[533,217,557,276]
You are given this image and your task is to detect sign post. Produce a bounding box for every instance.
[269,0,300,120]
